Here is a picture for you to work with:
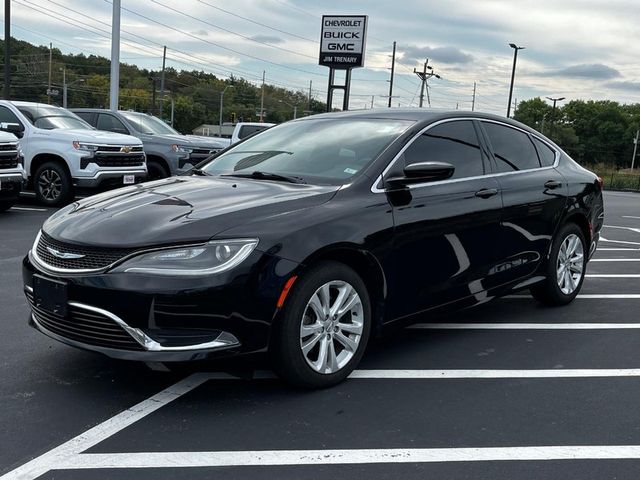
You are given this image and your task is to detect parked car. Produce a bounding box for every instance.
[0,126,27,212]
[22,109,604,388]
[0,101,146,206]
[72,109,228,180]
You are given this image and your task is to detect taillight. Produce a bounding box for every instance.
[596,176,604,190]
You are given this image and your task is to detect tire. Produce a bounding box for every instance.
[34,162,72,207]
[530,223,587,306]
[146,160,169,181]
[272,261,372,389]
[0,199,17,212]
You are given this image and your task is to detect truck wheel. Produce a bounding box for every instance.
[34,162,72,207]
[147,160,169,180]
[0,199,17,212]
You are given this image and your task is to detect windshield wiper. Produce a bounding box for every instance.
[191,168,210,176]
[221,171,306,184]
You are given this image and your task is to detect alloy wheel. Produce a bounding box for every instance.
[556,233,584,295]
[299,280,364,374]
[38,169,62,201]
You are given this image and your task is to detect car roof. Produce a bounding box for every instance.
[10,101,64,109]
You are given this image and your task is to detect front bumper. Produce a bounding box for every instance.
[74,169,147,188]
[0,171,25,199]
[22,250,298,362]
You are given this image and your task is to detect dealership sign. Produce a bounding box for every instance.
[319,15,368,69]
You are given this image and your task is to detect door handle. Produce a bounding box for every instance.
[474,188,499,199]
[544,180,562,189]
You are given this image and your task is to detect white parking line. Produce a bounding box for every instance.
[590,258,640,262]
[53,445,640,468]
[622,216,640,220]
[597,248,640,251]
[600,237,640,246]
[508,294,640,299]
[587,274,640,278]
[0,373,211,480]
[7,369,640,478]
[9,206,48,212]
[410,323,640,330]
[604,225,640,234]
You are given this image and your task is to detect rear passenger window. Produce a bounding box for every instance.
[403,120,484,180]
[532,137,556,167]
[74,112,93,124]
[97,114,128,134]
[483,122,540,172]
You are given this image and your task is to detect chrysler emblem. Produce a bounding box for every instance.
[46,247,86,260]
[121,146,132,153]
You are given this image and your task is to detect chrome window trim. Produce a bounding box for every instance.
[370,117,560,193]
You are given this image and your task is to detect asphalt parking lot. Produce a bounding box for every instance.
[1,190,640,479]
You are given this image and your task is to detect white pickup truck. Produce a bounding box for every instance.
[0,101,146,206]
[0,128,27,212]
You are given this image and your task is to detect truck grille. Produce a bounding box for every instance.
[35,232,136,271]
[92,154,145,167]
[0,143,17,151]
[26,290,144,351]
[96,145,144,153]
[0,155,19,169]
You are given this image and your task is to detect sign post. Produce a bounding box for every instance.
[319,15,368,112]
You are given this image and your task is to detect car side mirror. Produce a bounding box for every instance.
[0,122,24,139]
[385,161,455,189]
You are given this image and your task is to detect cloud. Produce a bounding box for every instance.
[400,45,474,65]
[192,29,208,36]
[546,64,621,80]
[250,35,284,44]
[605,80,640,91]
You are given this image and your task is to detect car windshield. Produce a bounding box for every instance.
[201,118,413,185]
[17,105,93,130]
[121,112,179,135]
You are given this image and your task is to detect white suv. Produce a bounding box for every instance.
[0,101,146,206]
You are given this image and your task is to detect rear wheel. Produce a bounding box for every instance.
[530,223,586,306]
[0,199,17,212]
[34,162,72,207]
[272,261,371,388]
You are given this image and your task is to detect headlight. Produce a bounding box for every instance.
[112,238,259,275]
[73,141,99,153]
[171,144,193,154]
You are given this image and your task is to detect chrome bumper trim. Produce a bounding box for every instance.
[25,285,240,353]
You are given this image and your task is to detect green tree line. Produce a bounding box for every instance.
[514,97,640,168]
[0,37,327,133]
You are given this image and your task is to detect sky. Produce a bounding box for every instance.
[4,0,640,115]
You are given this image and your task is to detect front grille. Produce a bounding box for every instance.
[96,145,144,153]
[0,143,17,152]
[93,154,145,167]
[35,232,136,271]
[26,290,143,351]
[0,154,19,169]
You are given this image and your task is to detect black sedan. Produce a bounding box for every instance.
[22,109,604,388]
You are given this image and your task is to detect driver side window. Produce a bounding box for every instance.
[403,120,484,180]
[96,114,129,135]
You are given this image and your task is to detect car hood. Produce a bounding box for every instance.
[45,129,142,145]
[43,176,339,248]
[185,135,229,148]
[137,133,226,149]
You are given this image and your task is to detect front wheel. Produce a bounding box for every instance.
[34,162,72,207]
[530,223,586,306]
[272,261,371,388]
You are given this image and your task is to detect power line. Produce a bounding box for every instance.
[197,0,316,43]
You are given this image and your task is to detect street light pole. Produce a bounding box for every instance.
[219,85,233,136]
[546,96,565,137]
[278,99,298,120]
[507,43,525,118]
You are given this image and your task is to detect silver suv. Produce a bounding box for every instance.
[72,110,229,180]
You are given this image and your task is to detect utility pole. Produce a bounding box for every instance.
[62,67,65,107]
[170,96,175,126]
[219,85,233,135]
[472,82,476,111]
[3,0,10,100]
[387,41,396,108]
[546,96,565,137]
[109,0,121,110]
[259,70,265,122]
[47,43,52,104]
[159,45,166,119]
[308,80,312,111]
[507,43,525,118]
[149,77,157,115]
[371,95,374,109]
[414,59,440,108]
[632,129,639,171]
